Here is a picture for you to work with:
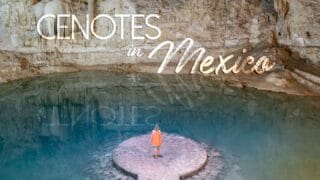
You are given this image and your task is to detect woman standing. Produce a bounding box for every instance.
[150,124,162,158]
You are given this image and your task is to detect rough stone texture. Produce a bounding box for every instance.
[0,0,319,95]
[0,0,276,65]
[274,0,320,66]
[0,0,275,50]
[86,135,226,180]
[112,134,208,180]
[85,135,136,180]
[291,69,320,93]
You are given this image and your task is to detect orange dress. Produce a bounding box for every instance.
[151,130,162,147]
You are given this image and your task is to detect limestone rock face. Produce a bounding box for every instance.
[274,0,320,66]
[0,0,319,93]
[0,0,276,60]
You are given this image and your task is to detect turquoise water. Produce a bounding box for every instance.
[0,71,319,180]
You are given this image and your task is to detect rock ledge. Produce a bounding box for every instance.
[112,134,208,180]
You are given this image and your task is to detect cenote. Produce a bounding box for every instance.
[0,71,319,180]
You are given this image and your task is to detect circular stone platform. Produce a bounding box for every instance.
[112,134,208,180]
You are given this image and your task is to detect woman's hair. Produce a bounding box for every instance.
[154,124,160,131]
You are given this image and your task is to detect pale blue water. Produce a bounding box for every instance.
[0,71,319,180]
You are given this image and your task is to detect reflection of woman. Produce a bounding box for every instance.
[150,124,162,158]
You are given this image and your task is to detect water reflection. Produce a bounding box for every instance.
[0,71,319,180]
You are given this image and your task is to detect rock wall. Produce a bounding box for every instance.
[274,0,320,66]
[0,0,319,93]
[0,0,276,61]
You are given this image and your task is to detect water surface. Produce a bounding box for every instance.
[0,71,319,180]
